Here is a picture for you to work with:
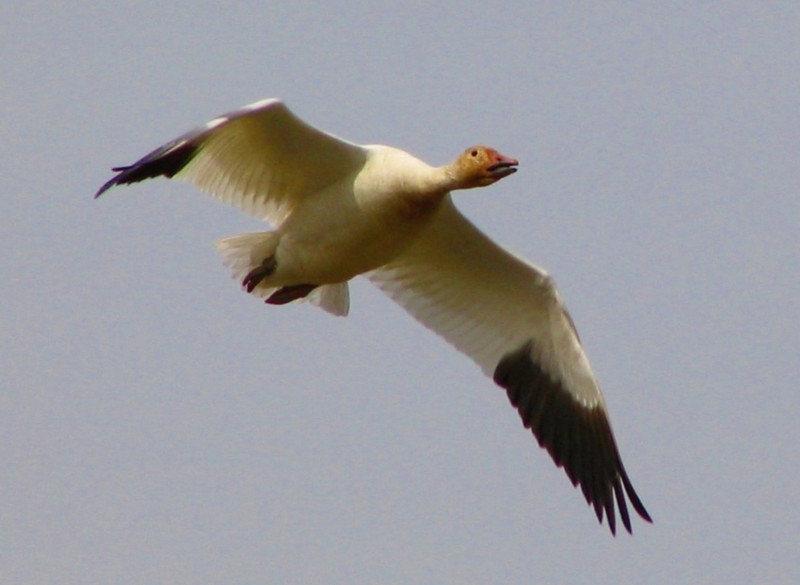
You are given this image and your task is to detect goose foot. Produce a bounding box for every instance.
[266,284,318,305]
[243,256,278,293]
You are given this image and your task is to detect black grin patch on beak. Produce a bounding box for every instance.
[488,161,519,176]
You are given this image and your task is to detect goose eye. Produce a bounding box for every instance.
[470,149,478,157]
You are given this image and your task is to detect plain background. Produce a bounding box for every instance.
[3,2,799,584]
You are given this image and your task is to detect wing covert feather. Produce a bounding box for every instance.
[368,198,602,407]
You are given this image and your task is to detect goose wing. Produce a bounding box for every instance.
[368,198,651,534]
[96,98,367,224]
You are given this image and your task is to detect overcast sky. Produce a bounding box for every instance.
[3,2,799,584]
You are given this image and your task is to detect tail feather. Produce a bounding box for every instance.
[215,232,280,299]
[308,283,350,317]
[216,232,278,280]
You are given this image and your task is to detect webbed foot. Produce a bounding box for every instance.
[243,256,277,293]
[266,284,318,305]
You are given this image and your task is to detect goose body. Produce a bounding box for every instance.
[96,98,651,534]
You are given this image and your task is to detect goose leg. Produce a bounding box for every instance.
[243,256,278,293]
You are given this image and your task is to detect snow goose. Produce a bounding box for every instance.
[96,98,652,535]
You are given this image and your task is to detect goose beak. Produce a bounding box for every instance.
[487,154,519,179]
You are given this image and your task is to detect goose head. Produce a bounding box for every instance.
[450,146,519,189]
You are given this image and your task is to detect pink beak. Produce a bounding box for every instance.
[487,152,519,178]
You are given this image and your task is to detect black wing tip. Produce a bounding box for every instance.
[621,465,653,524]
[94,164,142,198]
[495,341,652,537]
[94,168,130,198]
[597,429,652,536]
[93,137,201,200]
[594,465,653,536]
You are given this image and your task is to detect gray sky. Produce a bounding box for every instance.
[3,2,799,584]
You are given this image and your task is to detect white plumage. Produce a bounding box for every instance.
[97,98,651,534]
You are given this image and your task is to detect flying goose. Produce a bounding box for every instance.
[96,98,651,534]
